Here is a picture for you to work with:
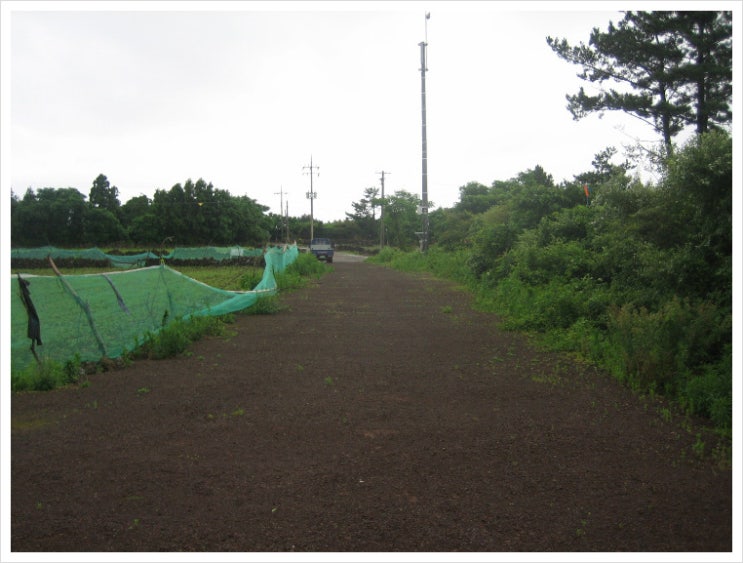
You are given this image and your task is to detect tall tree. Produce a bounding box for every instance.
[455,182,494,214]
[346,187,381,243]
[384,190,423,248]
[547,11,732,156]
[120,195,158,245]
[574,146,632,189]
[89,173,121,215]
[347,187,380,220]
[672,12,733,135]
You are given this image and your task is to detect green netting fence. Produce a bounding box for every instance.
[10,245,266,268]
[165,246,264,261]
[10,244,299,374]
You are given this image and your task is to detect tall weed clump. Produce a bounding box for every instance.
[603,298,731,429]
[275,251,332,290]
[370,246,402,264]
[134,315,228,360]
[11,354,84,392]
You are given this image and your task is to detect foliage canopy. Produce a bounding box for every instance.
[547,11,732,156]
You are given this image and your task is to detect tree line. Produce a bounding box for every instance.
[11,176,280,248]
[9,173,425,249]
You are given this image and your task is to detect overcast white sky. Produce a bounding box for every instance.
[1,0,735,222]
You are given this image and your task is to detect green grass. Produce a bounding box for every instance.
[275,252,333,290]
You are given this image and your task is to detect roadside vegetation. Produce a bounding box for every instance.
[370,130,732,440]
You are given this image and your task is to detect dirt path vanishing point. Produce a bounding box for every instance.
[11,258,732,554]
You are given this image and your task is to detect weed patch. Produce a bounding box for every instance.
[244,295,285,315]
[133,315,228,360]
[275,252,332,290]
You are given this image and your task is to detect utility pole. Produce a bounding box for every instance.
[285,200,290,242]
[377,170,390,249]
[274,186,287,243]
[303,156,319,242]
[418,12,430,252]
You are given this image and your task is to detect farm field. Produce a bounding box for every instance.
[10,260,732,553]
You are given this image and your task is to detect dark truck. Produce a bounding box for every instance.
[309,238,334,263]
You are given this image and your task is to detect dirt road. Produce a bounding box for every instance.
[10,261,732,553]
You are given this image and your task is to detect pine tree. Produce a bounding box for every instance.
[547,11,732,156]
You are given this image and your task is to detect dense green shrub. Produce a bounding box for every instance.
[370,246,401,264]
[682,348,733,433]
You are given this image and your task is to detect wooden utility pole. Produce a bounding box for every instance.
[303,156,319,241]
[274,186,287,243]
[285,201,290,241]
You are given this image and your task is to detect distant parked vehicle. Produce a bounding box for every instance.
[309,238,334,263]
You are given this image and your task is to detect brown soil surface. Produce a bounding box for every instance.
[11,258,732,553]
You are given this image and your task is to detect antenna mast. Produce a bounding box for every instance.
[419,12,430,252]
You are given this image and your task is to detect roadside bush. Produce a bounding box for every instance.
[468,222,519,278]
[11,355,81,392]
[274,252,332,290]
[491,274,605,332]
[513,238,597,286]
[244,295,285,315]
[605,297,730,396]
[287,252,331,277]
[369,246,401,264]
[682,350,733,433]
[134,315,228,360]
[12,360,63,391]
[424,248,473,283]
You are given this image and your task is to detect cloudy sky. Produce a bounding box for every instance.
[1,1,721,223]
